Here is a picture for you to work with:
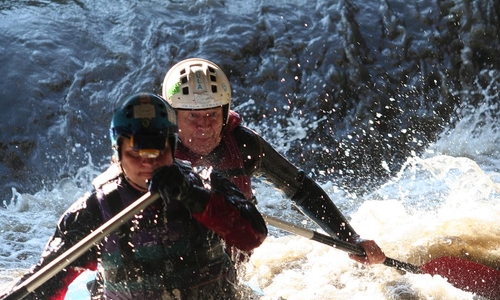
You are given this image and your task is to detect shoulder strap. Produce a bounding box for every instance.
[106,189,123,216]
[105,189,137,266]
[93,164,121,190]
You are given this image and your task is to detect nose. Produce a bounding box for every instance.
[141,157,156,166]
[196,115,212,129]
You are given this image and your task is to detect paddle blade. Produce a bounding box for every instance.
[420,256,500,298]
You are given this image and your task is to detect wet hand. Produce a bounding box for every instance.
[149,164,193,202]
[347,237,386,265]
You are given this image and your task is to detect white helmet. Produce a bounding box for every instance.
[162,58,231,124]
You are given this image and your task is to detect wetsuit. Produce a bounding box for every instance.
[11,160,267,300]
[176,111,358,241]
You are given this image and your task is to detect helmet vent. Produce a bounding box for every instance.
[125,105,133,118]
[162,59,231,113]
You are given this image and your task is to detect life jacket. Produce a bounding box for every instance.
[94,175,234,299]
[176,111,254,201]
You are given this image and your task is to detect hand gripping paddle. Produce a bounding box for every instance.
[263,214,500,299]
[2,196,499,299]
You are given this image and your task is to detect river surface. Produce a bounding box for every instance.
[0,0,499,299]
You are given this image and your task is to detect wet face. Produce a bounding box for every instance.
[120,137,173,190]
[176,107,224,155]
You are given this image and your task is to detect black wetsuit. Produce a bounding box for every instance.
[176,111,358,241]
[9,161,267,300]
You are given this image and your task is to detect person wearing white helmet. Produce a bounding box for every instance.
[162,58,386,266]
[5,93,267,300]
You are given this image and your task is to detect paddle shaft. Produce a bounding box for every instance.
[262,214,422,274]
[2,192,161,300]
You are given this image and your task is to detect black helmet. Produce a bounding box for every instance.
[110,93,178,159]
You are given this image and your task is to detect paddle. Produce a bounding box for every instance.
[1,192,161,300]
[4,192,499,299]
[263,214,500,299]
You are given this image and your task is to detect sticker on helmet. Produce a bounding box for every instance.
[195,70,204,90]
[166,82,180,99]
[133,104,155,119]
[140,119,152,128]
[166,105,177,124]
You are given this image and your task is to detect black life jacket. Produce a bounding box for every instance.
[93,167,234,299]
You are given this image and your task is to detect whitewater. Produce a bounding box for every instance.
[1,83,500,299]
[1,0,500,299]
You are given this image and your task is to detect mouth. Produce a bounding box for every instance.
[194,134,213,140]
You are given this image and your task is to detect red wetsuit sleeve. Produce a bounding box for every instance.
[192,193,267,252]
[10,192,101,300]
[48,261,97,300]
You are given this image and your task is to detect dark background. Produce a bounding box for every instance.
[0,0,499,201]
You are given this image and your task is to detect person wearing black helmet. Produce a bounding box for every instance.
[6,93,267,299]
[162,58,385,266]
